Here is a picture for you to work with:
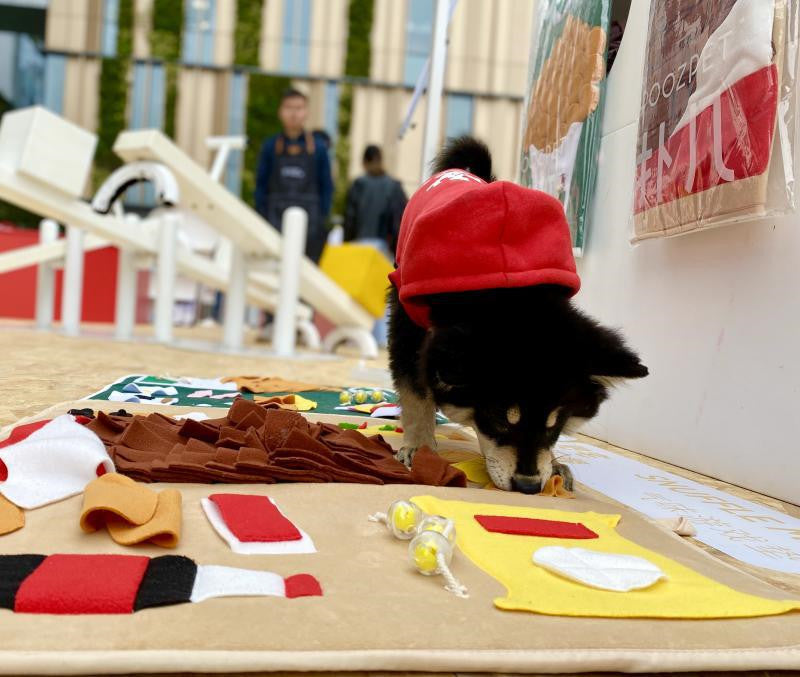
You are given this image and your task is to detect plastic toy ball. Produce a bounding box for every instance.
[338,391,351,404]
[409,530,452,576]
[417,515,457,545]
[353,390,368,404]
[370,389,384,402]
[386,499,424,539]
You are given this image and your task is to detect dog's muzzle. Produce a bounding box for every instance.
[511,473,542,495]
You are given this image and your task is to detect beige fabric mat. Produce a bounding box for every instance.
[1,406,799,672]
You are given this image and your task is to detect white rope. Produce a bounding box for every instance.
[368,512,388,525]
[437,552,469,598]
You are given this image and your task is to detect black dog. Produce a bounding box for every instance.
[387,137,648,493]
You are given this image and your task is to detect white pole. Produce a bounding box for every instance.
[273,206,307,357]
[208,145,232,184]
[114,210,138,340]
[61,225,85,337]
[222,246,248,350]
[154,210,178,343]
[35,218,59,329]
[114,246,137,340]
[420,0,451,181]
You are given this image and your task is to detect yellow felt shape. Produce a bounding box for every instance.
[411,496,800,619]
[319,243,394,318]
[349,403,377,414]
[452,458,492,486]
[254,394,318,411]
[291,394,317,411]
[0,493,24,536]
[105,489,182,548]
[80,473,158,532]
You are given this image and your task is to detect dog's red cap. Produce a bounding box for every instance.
[389,169,580,328]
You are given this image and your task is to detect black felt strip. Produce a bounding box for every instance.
[0,555,47,610]
[68,408,95,418]
[133,555,197,611]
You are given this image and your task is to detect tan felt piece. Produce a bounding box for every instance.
[80,473,158,531]
[80,473,181,548]
[539,474,575,498]
[221,375,339,393]
[524,14,607,151]
[0,493,24,536]
[105,488,182,548]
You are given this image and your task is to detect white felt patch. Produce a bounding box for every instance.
[201,497,317,555]
[190,565,286,602]
[174,412,211,421]
[109,391,141,403]
[532,546,667,592]
[0,415,115,509]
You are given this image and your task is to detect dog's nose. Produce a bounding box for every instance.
[511,474,542,495]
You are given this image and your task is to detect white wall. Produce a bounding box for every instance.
[575,0,800,504]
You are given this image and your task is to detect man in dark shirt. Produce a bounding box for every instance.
[254,88,333,263]
[343,145,407,257]
[342,145,407,347]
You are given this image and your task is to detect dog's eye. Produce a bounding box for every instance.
[506,405,521,425]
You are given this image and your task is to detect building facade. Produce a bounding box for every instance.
[1,0,532,212]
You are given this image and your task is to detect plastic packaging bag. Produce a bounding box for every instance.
[632,0,798,242]
[518,0,611,256]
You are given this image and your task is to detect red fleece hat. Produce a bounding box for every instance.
[388,169,580,328]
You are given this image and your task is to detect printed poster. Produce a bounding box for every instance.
[633,0,786,241]
[519,0,611,256]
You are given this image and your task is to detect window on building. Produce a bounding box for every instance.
[42,53,66,113]
[403,0,433,86]
[100,0,119,57]
[445,93,473,138]
[224,71,247,195]
[323,80,339,143]
[0,1,46,113]
[182,0,216,66]
[127,61,166,206]
[279,0,311,75]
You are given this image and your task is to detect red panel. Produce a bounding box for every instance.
[284,573,323,598]
[0,419,51,448]
[0,226,121,322]
[209,493,302,542]
[14,554,150,614]
[474,515,598,539]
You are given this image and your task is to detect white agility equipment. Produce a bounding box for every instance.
[112,129,375,352]
[0,106,377,357]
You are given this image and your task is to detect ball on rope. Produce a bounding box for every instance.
[387,499,424,539]
[417,514,456,545]
[409,530,452,575]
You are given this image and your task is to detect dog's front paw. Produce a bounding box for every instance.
[395,446,417,469]
[551,462,574,491]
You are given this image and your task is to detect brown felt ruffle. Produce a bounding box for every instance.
[84,398,466,488]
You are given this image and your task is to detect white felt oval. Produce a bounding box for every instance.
[532,546,667,592]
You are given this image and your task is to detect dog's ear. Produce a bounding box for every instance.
[575,317,649,380]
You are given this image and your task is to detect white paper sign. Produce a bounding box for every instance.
[555,437,800,575]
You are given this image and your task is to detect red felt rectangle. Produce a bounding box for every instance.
[284,573,323,598]
[210,493,302,542]
[0,419,51,448]
[14,554,150,614]
[474,515,598,539]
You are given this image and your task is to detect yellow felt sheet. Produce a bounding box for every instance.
[412,496,800,619]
